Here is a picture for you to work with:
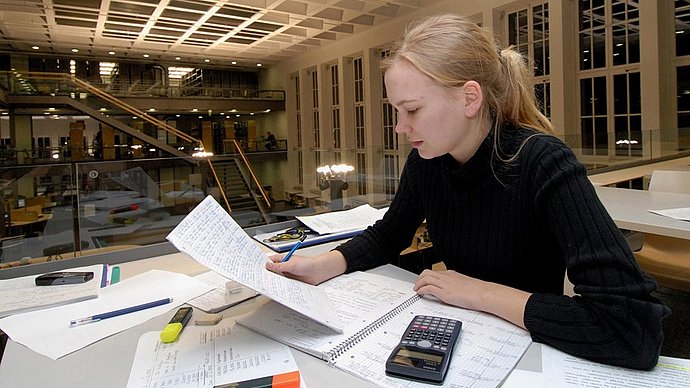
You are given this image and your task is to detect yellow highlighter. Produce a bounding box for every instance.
[160,306,193,343]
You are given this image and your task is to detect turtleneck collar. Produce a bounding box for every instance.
[432,129,495,182]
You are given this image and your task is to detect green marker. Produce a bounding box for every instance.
[110,266,121,284]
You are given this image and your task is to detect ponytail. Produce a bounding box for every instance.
[498,48,554,135]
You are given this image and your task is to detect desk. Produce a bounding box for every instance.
[595,186,690,240]
[0,250,542,387]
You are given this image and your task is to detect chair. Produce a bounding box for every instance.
[633,170,690,292]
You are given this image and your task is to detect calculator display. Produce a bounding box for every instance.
[389,347,444,369]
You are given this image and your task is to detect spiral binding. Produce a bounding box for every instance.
[326,293,421,362]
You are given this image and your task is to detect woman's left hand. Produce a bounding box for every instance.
[413,269,489,311]
[413,269,531,329]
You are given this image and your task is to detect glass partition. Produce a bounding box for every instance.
[1,128,689,274]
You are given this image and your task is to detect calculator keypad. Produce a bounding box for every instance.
[400,315,459,351]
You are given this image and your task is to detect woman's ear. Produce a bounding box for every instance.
[462,81,483,118]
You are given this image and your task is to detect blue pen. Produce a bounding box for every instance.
[70,297,173,327]
[281,234,307,263]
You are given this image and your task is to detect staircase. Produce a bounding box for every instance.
[211,158,271,227]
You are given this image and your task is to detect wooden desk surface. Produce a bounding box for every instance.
[595,186,690,240]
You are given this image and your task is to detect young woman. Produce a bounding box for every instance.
[267,14,669,370]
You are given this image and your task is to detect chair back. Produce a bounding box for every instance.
[648,170,690,194]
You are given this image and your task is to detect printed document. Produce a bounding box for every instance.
[166,195,343,332]
[542,345,690,387]
[126,319,300,388]
[649,206,690,222]
[0,264,104,318]
[296,204,388,234]
[0,270,212,360]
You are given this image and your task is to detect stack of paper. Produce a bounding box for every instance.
[0,264,105,318]
[254,204,388,252]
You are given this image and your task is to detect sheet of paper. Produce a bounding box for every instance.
[0,264,104,318]
[541,345,690,388]
[237,271,417,358]
[166,195,343,332]
[0,270,213,360]
[187,271,259,313]
[649,206,690,222]
[542,345,690,387]
[296,204,388,234]
[126,320,300,388]
[501,369,546,388]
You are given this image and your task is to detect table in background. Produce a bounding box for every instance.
[595,186,690,240]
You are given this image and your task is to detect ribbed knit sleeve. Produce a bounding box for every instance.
[523,135,669,370]
[335,153,426,272]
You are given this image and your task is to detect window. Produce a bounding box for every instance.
[678,66,690,132]
[353,57,365,150]
[610,0,640,66]
[677,0,690,57]
[380,48,400,195]
[613,72,642,156]
[578,0,641,156]
[580,76,608,155]
[356,152,366,195]
[330,65,341,149]
[506,2,551,118]
[580,0,607,70]
[311,70,320,148]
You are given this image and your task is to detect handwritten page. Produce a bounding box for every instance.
[542,345,690,387]
[649,206,690,222]
[237,271,416,359]
[166,195,343,332]
[332,297,532,388]
[0,270,212,360]
[0,264,104,318]
[296,204,388,234]
[187,271,259,313]
[126,320,299,388]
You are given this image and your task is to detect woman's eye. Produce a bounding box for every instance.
[407,108,418,114]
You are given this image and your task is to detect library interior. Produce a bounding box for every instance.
[1,0,690,387]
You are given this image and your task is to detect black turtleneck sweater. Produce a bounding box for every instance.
[335,126,669,370]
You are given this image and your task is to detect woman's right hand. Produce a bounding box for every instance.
[265,250,347,285]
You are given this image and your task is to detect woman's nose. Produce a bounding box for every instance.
[395,119,410,134]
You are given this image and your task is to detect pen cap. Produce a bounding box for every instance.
[160,323,184,343]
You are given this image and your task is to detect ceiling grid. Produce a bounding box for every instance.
[0,0,443,68]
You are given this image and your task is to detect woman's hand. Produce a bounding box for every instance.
[414,269,531,329]
[265,250,347,285]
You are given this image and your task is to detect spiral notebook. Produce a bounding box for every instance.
[237,271,533,387]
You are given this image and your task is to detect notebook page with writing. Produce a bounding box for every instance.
[236,271,418,359]
[331,297,532,388]
[167,195,343,332]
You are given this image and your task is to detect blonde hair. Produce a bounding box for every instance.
[382,14,554,143]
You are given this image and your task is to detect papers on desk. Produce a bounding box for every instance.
[126,320,300,388]
[0,264,104,318]
[255,204,388,252]
[238,271,533,388]
[296,204,388,234]
[166,195,343,333]
[0,270,213,360]
[542,345,690,387]
[649,206,690,222]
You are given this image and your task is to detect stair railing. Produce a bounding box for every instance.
[6,71,231,211]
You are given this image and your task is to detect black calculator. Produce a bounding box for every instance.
[385,315,462,384]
